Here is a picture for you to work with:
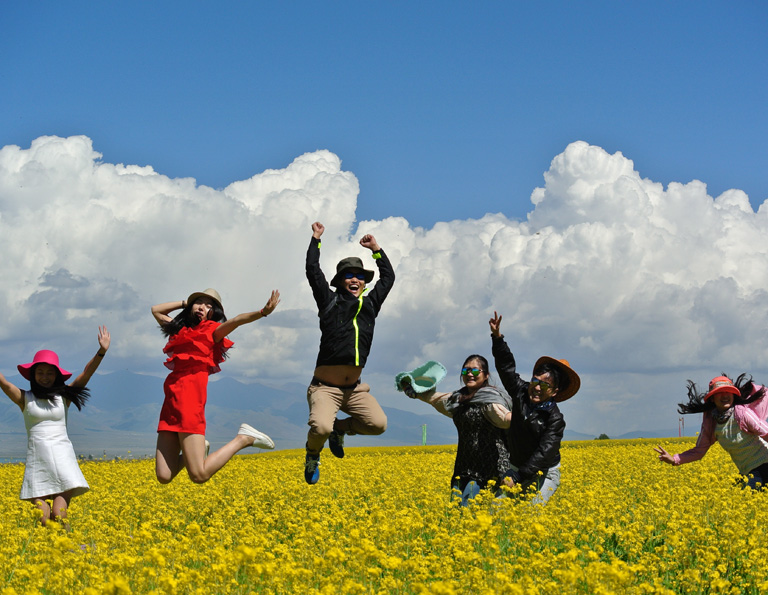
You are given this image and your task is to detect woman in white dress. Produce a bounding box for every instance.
[0,326,110,526]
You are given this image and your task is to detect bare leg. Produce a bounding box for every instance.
[33,498,51,526]
[156,431,184,484]
[181,432,256,484]
[52,492,73,531]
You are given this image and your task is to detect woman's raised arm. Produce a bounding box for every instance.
[152,300,186,325]
[0,372,23,410]
[71,326,111,388]
[212,290,280,343]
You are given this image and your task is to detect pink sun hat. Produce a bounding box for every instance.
[704,376,741,401]
[17,350,72,381]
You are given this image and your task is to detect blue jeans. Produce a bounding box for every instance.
[529,464,561,504]
[744,462,768,490]
[503,463,561,505]
[450,477,495,507]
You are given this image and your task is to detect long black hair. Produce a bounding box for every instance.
[160,299,227,338]
[29,367,90,411]
[678,373,765,415]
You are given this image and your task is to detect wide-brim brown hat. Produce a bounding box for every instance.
[186,288,223,310]
[534,356,580,402]
[331,257,375,288]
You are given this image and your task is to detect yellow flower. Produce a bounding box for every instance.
[1,440,765,593]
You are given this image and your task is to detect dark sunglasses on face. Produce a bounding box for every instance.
[344,272,366,281]
[461,367,482,377]
[530,378,554,391]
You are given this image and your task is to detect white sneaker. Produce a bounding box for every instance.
[238,424,275,449]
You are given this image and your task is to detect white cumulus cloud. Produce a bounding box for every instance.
[1,135,766,437]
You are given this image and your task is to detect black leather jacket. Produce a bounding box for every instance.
[306,237,395,367]
[491,335,566,481]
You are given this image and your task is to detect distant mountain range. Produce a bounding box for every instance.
[0,371,679,459]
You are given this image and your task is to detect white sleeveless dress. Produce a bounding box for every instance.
[20,390,89,500]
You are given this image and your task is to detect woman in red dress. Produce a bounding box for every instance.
[151,287,280,484]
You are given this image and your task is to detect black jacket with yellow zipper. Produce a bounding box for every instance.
[305,237,395,368]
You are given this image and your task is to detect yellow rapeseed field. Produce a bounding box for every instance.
[2,438,767,594]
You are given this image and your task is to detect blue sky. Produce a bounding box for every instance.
[4,2,766,228]
[2,2,768,438]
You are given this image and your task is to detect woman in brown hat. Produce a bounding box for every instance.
[654,375,768,489]
[303,221,395,484]
[489,311,580,504]
[151,287,280,485]
[0,326,110,527]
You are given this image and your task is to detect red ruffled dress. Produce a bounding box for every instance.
[157,320,233,435]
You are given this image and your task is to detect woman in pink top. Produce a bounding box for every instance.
[654,375,768,489]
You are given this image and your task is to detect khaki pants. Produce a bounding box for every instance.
[306,381,387,455]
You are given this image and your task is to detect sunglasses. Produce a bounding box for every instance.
[344,272,366,281]
[530,378,554,391]
[461,367,482,377]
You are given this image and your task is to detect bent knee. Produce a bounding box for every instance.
[156,473,173,485]
[370,418,387,435]
[309,423,334,439]
[187,471,210,484]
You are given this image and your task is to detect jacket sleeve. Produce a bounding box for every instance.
[742,386,768,434]
[368,249,395,313]
[517,412,565,480]
[491,335,527,397]
[418,391,454,418]
[483,403,512,429]
[305,237,336,312]
[673,415,715,465]
[737,404,768,437]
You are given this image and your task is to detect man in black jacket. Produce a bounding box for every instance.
[303,221,395,484]
[489,312,580,503]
